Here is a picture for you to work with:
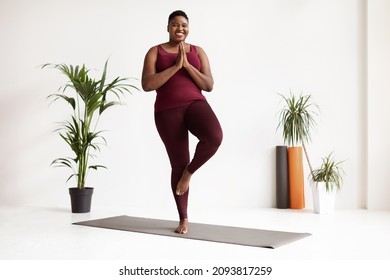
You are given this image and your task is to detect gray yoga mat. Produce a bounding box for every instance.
[73,215,311,249]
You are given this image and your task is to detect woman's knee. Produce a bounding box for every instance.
[208,129,223,149]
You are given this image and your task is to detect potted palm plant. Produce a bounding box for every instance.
[310,152,345,214]
[277,92,319,209]
[44,60,138,213]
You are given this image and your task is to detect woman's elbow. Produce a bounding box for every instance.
[141,80,153,92]
[204,85,213,92]
[204,80,214,92]
[142,85,153,92]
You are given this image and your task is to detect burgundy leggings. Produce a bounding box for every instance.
[154,100,223,219]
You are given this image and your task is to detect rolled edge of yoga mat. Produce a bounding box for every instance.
[276,146,290,209]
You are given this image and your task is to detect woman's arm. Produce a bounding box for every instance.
[180,43,214,92]
[141,46,181,92]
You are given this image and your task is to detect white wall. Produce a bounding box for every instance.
[1,0,385,214]
[367,0,390,210]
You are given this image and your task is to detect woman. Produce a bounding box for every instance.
[141,10,223,234]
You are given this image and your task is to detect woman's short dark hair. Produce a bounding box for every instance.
[168,10,189,23]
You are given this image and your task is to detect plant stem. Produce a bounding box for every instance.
[302,141,314,179]
[297,124,314,179]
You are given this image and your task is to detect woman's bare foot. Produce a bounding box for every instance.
[176,167,192,196]
[175,218,189,234]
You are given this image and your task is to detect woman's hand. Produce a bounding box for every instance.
[176,42,189,69]
[180,42,189,68]
[171,43,214,92]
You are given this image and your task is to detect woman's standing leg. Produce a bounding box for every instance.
[154,106,190,233]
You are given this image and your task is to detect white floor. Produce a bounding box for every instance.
[1,204,389,278]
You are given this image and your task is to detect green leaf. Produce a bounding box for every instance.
[89,165,107,170]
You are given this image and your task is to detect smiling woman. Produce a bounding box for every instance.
[168,14,189,43]
[141,10,223,234]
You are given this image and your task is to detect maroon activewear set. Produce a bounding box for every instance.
[154,44,223,219]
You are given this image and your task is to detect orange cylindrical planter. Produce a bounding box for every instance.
[287,147,305,209]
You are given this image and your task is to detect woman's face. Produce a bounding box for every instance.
[168,16,189,43]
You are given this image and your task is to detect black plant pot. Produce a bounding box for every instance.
[69,187,94,213]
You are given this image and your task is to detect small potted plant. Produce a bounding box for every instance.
[44,60,138,213]
[310,152,345,214]
[277,92,319,209]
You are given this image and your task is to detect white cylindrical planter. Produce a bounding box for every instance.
[311,182,336,214]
